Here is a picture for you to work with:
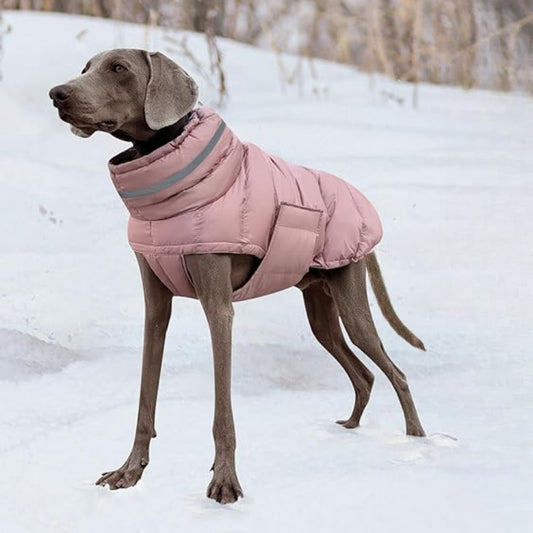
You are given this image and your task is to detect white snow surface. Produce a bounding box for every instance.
[0,11,532,533]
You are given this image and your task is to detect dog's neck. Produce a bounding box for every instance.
[135,113,192,156]
[112,113,192,158]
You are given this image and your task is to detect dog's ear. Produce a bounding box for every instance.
[143,51,198,131]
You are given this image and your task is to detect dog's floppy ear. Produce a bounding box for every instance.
[144,51,198,131]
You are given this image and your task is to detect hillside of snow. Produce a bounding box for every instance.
[0,11,532,533]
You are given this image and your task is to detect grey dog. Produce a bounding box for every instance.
[49,49,425,504]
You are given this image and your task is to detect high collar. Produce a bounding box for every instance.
[110,112,193,165]
[109,108,245,221]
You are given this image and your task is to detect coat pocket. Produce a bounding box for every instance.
[233,203,322,301]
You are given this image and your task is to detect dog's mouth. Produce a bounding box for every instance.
[57,109,118,137]
[56,110,94,138]
[97,120,118,131]
[70,125,95,138]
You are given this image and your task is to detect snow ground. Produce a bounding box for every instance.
[0,11,532,533]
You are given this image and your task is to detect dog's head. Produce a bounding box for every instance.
[49,49,198,141]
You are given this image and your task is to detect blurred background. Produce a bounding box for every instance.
[2,0,533,101]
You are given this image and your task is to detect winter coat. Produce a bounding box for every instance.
[108,107,383,301]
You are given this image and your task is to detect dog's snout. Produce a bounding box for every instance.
[49,84,73,103]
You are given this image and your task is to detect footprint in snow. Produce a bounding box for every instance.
[388,432,459,464]
[38,204,63,225]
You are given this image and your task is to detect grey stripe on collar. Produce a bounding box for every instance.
[119,120,227,199]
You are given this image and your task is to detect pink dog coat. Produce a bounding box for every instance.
[109,108,383,301]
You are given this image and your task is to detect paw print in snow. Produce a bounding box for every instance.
[38,205,63,225]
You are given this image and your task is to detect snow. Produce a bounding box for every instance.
[1,10,532,533]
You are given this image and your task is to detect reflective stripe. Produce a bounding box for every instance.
[119,120,227,199]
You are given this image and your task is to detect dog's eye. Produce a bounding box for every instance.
[81,63,90,74]
[112,64,126,73]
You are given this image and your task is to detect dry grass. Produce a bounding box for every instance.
[222,0,533,93]
[3,0,533,93]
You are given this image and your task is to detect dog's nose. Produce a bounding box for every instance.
[49,85,73,102]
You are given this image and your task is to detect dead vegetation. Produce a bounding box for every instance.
[2,0,533,93]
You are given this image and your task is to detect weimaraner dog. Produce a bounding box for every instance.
[49,49,425,504]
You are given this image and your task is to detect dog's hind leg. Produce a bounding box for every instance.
[302,280,374,428]
[96,253,173,489]
[325,259,425,437]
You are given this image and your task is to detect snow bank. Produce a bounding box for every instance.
[0,328,77,381]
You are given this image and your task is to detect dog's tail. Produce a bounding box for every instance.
[366,252,426,351]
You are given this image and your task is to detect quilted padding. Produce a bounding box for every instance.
[108,107,383,301]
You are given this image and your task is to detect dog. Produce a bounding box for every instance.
[49,49,425,504]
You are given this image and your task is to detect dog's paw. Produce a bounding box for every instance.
[406,425,426,437]
[207,468,243,504]
[95,453,148,490]
[336,418,361,429]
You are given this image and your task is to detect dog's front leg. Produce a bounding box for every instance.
[96,253,172,490]
[186,254,243,504]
